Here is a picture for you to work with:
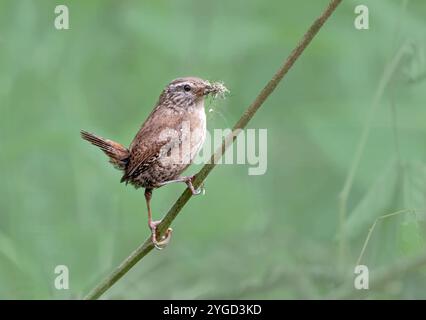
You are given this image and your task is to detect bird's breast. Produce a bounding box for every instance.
[188,102,207,159]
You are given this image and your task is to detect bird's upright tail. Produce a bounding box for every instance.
[80,130,129,170]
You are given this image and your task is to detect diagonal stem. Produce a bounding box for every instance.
[83,0,343,300]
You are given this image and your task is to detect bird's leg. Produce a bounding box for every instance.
[154,175,204,195]
[144,188,172,250]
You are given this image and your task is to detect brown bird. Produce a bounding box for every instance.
[81,77,228,249]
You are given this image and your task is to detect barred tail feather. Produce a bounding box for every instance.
[80,130,129,170]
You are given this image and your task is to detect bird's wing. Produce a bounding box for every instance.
[121,108,184,183]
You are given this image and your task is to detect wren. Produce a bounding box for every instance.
[81,77,228,249]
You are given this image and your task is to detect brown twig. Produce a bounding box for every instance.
[83,0,342,300]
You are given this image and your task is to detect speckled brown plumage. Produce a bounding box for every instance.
[81,77,227,249]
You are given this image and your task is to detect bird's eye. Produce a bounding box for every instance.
[183,84,191,92]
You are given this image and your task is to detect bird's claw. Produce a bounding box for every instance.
[193,183,205,195]
[150,221,173,250]
[153,228,173,250]
[186,176,205,196]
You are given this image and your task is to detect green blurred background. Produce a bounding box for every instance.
[1,0,426,299]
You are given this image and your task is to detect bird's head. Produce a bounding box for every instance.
[159,77,228,109]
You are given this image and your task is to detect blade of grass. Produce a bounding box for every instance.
[338,43,409,270]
